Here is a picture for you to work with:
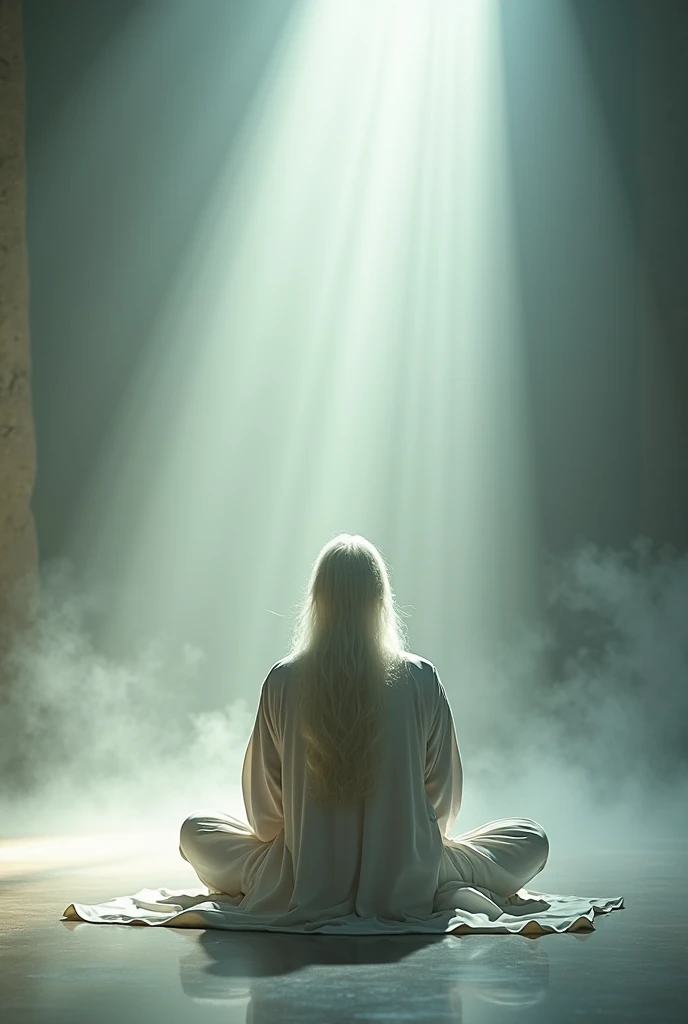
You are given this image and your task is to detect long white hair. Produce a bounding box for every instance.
[288,534,407,808]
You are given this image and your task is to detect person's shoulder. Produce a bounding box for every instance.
[398,651,437,680]
[270,657,293,672]
[264,657,292,686]
[259,659,293,721]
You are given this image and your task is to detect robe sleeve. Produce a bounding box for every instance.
[424,665,463,837]
[241,667,284,842]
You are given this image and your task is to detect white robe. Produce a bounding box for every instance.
[64,655,623,934]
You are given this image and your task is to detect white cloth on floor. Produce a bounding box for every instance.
[63,883,622,934]
[63,654,623,934]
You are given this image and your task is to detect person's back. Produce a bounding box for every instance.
[245,651,462,920]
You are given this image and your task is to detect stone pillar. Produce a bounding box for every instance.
[0,0,38,639]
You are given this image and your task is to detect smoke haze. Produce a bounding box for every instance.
[1,538,685,853]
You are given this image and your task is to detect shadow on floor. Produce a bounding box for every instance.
[174,928,552,1017]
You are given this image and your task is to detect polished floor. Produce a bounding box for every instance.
[0,833,685,1023]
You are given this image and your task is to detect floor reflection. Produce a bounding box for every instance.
[175,929,550,1021]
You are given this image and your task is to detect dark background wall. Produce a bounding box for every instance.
[636,0,688,544]
[22,0,294,563]
[22,0,688,566]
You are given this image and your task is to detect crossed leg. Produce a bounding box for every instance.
[179,810,270,896]
[436,816,549,908]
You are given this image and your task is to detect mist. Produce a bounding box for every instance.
[1,536,685,853]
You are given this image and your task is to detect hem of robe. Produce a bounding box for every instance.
[62,886,624,936]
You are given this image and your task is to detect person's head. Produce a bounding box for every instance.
[295,533,402,652]
[289,534,407,808]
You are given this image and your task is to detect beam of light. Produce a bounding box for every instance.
[63,0,539,712]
